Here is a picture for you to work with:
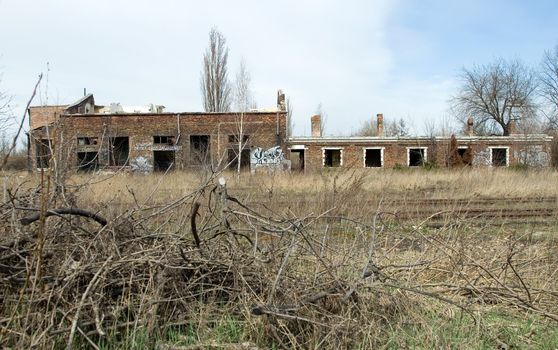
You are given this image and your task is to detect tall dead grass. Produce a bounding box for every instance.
[1,168,558,348]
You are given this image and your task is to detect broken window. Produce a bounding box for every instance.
[153,136,175,145]
[109,137,129,166]
[190,135,210,165]
[323,149,342,167]
[228,148,251,170]
[364,148,382,167]
[458,147,473,166]
[77,137,99,146]
[35,139,52,169]
[153,150,175,171]
[77,152,99,172]
[491,148,508,167]
[408,148,426,167]
[290,149,305,171]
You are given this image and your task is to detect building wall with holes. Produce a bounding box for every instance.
[29,111,287,172]
[288,137,554,171]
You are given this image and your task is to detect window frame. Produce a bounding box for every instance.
[406,147,428,167]
[362,147,385,168]
[489,146,510,167]
[322,147,344,167]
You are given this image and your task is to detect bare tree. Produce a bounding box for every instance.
[315,103,327,136]
[353,116,409,137]
[0,74,13,130]
[286,97,294,137]
[352,119,377,136]
[1,74,42,170]
[232,59,252,176]
[453,58,538,136]
[540,44,558,130]
[386,118,409,137]
[200,28,232,112]
[423,115,456,137]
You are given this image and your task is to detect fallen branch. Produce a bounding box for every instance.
[19,207,108,226]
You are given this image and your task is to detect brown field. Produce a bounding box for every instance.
[1,168,558,349]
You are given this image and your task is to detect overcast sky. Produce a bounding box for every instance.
[1,0,557,136]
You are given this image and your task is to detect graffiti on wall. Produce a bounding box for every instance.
[130,156,151,173]
[473,148,491,166]
[135,143,182,151]
[515,146,550,167]
[250,146,289,171]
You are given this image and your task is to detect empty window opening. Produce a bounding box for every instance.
[154,150,175,171]
[228,135,250,143]
[408,148,426,167]
[228,149,251,170]
[77,152,99,172]
[190,135,210,165]
[154,135,175,145]
[290,149,305,171]
[324,149,342,167]
[77,137,99,146]
[458,147,473,166]
[365,149,382,167]
[491,148,508,167]
[109,137,129,166]
[35,139,52,169]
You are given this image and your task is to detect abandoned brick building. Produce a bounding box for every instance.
[29,92,287,172]
[288,114,554,171]
[28,91,554,173]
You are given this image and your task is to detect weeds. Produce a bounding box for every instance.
[1,169,557,349]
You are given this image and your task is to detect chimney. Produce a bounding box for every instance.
[277,90,286,111]
[311,115,322,137]
[507,120,518,135]
[466,117,474,136]
[376,113,384,137]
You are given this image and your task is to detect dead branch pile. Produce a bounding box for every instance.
[1,173,557,348]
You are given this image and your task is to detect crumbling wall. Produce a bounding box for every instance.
[29,111,287,173]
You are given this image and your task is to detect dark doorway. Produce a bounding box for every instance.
[491,148,507,167]
[35,139,52,169]
[291,149,305,171]
[365,149,382,167]
[190,135,210,165]
[77,152,99,172]
[458,148,473,166]
[408,148,425,167]
[324,149,341,167]
[154,150,175,171]
[228,148,251,170]
[109,137,129,166]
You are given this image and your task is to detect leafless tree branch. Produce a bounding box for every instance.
[200,28,232,112]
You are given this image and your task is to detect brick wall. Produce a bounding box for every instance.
[30,111,287,171]
[288,137,554,171]
[29,105,67,130]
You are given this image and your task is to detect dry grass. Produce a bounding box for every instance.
[5,167,558,204]
[1,167,558,349]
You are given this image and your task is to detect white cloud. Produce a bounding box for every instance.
[0,0,459,137]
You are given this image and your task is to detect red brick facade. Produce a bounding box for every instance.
[29,93,553,172]
[29,94,287,172]
[287,136,553,171]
